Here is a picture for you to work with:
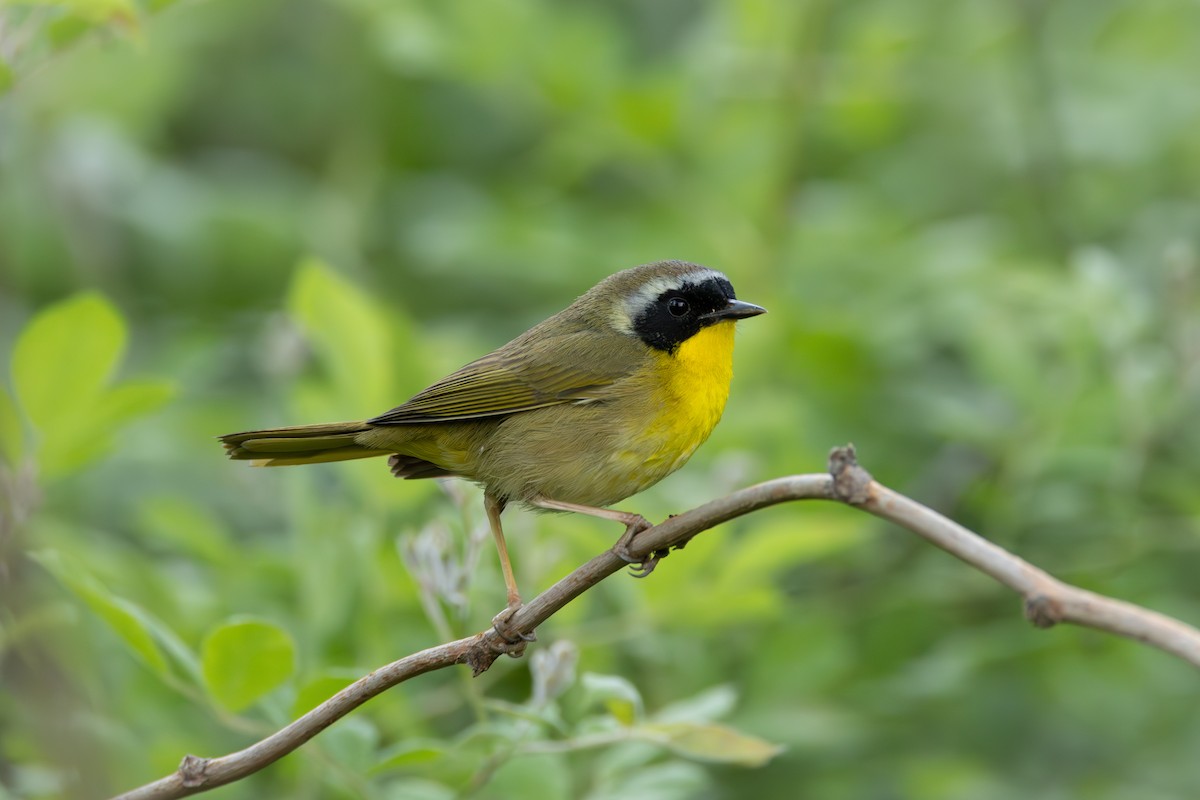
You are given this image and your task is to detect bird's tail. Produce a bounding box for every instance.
[219,421,393,467]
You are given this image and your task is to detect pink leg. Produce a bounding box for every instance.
[529,496,662,577]
[485,494,535,643]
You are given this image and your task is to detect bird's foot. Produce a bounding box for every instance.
[611,515,666,578]
[491,602,537,647]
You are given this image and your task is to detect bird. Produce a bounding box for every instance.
[220,260,765,640]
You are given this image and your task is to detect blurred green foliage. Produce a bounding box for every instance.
[2,0,1200,798]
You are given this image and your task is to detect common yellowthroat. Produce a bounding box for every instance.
[221,261,764,636]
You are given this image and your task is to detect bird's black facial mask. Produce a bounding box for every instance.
[632,275,738,353]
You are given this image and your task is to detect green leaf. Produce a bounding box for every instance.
[135,611,204,689]
[635,722,783,767]
[9,293,173,477]
[36,433,113,479]
[580,672,643,725]
[36,382,172,477]
[201,617,296,712]
[47,14,96,49]
[92,380,175,428]
[40,0,139,24]
[0,59,12,96]
[12,292,126,433]
[286,258,393,416]
[32,550,169,677]
[32,0,143,48]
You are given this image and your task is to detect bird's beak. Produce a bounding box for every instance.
[703,298,767,322]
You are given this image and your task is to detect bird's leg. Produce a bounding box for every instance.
[485,494,535,644]
[529,496,663,578]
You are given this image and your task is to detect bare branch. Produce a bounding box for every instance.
[112,446,1200,800]
[825,450,1200,665]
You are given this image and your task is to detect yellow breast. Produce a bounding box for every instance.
[626,320,737,479]
[659,319,735,434]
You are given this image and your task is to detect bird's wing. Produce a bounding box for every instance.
[367,328,637,425]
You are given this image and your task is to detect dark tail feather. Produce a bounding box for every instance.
[219,421,392,467]
[387,453,454,480]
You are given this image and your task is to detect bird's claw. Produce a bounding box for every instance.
[491,604,537,646]
[626,549,670,578]
[611,514,666,578]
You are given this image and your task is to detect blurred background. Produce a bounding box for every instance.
[3,1,1200,798]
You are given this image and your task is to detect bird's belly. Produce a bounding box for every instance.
[480,323,735,508]
[501,421,706,510]
[597,427,707,501]
[598,364,730,500]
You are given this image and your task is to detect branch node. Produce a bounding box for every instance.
[178,755,209,788]
[828,444,873,504]
[1024,593,1063,629]
[466,641,499,676]
[466,632,529,676]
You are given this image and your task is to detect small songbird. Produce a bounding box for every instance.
[220,261,765,638]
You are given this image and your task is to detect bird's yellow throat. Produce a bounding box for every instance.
[653,319,736,447]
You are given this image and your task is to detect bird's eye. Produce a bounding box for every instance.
[667,297,690,317]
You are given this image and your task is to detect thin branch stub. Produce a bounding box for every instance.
[178,755,207,788]
[828,444,872,504]
[1025,593,1064,629]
